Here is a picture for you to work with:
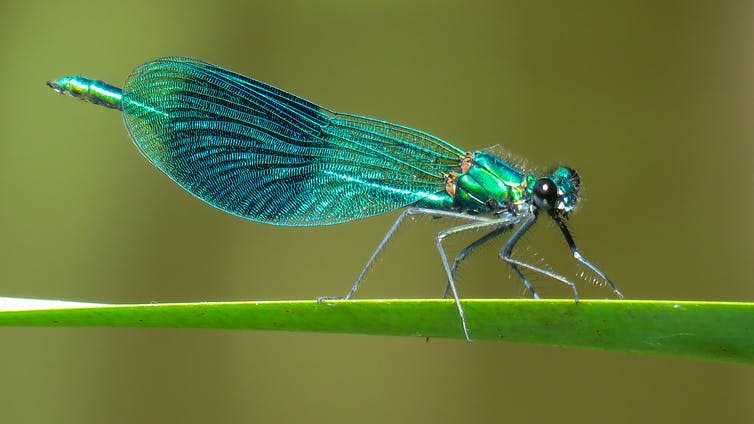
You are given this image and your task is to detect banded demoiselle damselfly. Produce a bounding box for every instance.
[47,57,622,341]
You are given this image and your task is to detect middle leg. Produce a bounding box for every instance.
[435,220,511,341]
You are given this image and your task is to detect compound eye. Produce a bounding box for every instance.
[533,178,558,209]
[565,167,580,192]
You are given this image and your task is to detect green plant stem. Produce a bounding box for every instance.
[0,299,751,365]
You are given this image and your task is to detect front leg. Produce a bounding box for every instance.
[500,212,580,301]
[552,215,623,299]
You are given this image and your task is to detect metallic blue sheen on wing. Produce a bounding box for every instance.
[120,57,464,225]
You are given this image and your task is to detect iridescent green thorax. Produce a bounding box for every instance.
[449,151,535,214]
[47,75,123,110]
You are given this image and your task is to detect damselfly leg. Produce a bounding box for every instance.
[317,207,491,301]
[551,215,623,298]
[435,219,511,341]
[318,207,499,341]
[442,225,512,298]
[500,211,580,300]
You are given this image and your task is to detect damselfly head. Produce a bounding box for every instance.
[533,166,580,214]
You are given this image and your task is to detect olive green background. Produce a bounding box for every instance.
[1,0,753,422]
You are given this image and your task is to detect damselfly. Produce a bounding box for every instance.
[48,57,622,341]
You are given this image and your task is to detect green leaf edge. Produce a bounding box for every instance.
[0,299,751,365]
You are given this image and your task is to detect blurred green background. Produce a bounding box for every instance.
[1,0,753,422]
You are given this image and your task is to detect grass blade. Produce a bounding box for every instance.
[0,298,750,365]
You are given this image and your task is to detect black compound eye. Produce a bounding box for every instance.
[533,178,558,209]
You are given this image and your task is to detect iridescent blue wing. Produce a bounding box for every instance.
[121,57,463,226]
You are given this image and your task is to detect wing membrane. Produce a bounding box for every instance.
[122,57,463,226]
